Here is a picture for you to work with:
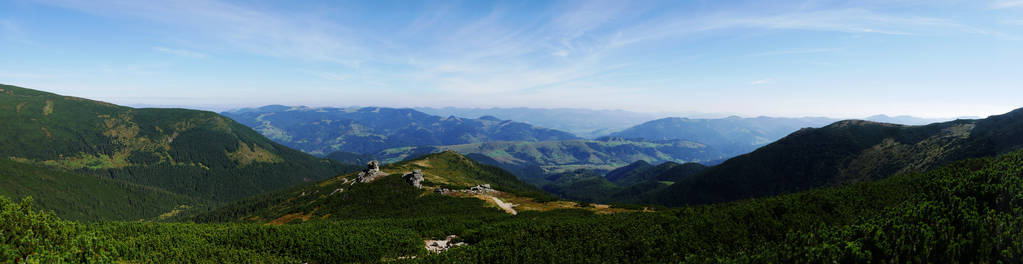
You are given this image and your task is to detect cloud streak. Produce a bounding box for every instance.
[992,0,1023,8]
[154,47,207,59]
[35,0,364,64]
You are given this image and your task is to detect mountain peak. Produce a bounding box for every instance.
[826,119,901,128]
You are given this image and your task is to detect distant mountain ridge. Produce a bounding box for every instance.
[414,107,659,138]
[222,105,579,155]
[604,116,837,157]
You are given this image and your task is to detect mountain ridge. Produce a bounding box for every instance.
[650,109,1021,206]
[0,84,356,208]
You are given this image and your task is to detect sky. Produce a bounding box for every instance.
[0,0,1021,118]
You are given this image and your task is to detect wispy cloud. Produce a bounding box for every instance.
[0,19,32,44]
[36,0,364,64]
[750,79,773,85]
[154,46,207,59]
[310,71,350,81]
[0,71,51,79]
[751,48,840,57]
[991,0,1023,8]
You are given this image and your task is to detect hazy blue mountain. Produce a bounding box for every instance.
[652,107,1023,206]
[414,107,660,138]
[222,106,579,155]
[368,137,726,177]
[604,116,838,157]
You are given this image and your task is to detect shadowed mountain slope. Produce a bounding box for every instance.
[654,108,1023,206]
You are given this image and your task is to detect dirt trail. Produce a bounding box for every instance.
[490,196,517,215]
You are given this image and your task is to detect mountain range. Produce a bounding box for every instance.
[222,105,579,155]
[414,107,661,138]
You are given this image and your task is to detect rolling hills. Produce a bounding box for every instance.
[221,105,579,155]
[0,84,357,218]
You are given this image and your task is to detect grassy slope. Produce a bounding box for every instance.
[0,84,356,204]
[0,158,198,221]
[193,151,557,223]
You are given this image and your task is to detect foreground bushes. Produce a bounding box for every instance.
[0,197,113,263]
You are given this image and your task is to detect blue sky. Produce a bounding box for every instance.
[1,0,1021,118]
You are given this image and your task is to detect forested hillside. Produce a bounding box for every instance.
[0,158,198,221]
[0,84,357,206]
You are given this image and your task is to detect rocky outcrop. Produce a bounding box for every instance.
[356,160,388,183]
[467,184,494,194]
[425,235,467,253]
[402,169,424,189]
[433,184,495,194]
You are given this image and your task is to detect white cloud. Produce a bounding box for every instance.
[750,79,773,85]
[154,46,207,59]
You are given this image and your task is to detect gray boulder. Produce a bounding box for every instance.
[403,169,425,189]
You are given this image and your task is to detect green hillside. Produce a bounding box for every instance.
[0,84,357,204]
[539,161,706,204]
[0,158,198,221]
[541,169,623,203]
